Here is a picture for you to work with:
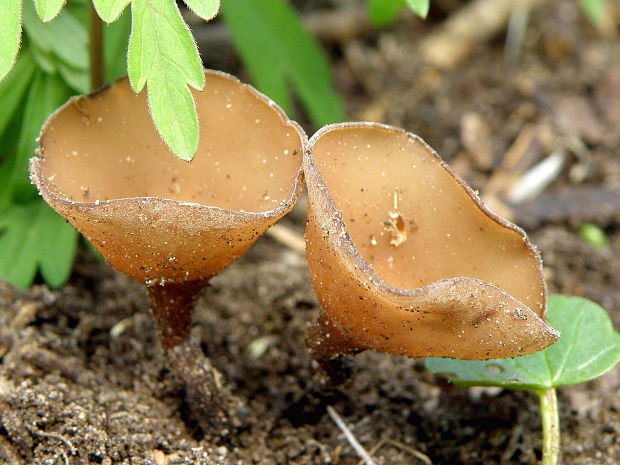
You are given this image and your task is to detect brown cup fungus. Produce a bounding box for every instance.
[304,123,559,380]
[30,70,305,432]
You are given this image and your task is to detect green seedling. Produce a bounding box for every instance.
[368,0,430,27]
[578,222,610,249]
[426,295,620,465]
[578,0,608,26]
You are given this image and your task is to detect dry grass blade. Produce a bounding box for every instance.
[266,224,305,254]
[357,438,433,465]
[327,406,376,465]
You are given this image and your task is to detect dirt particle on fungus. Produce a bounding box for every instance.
[385,191,408,247]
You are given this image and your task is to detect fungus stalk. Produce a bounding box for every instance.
[306,314,362,384]
[147,281,229,430]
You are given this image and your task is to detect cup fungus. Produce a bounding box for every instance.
[304,123,560,379]
[30,70,305,431]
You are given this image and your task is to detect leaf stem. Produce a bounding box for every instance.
[89,3,105,90]
[538,388,560,465]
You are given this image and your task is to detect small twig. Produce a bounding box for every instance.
[10,302,40,330]
[507,150,566,204]
[327,405,376,465]
[513,186,620,228]
[485,124,537,198]
[504,2,531,66]
[501,424,524,463]
[266,224,305,254]
[419,0,546,70]
[27,426,76,465]
[357,438,433,465]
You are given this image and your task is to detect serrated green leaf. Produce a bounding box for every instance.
[184,0,219,21]
[368,0,406,27]
[0,0,22,81]
[425,295,620,391]
[578,222,609,249]
[147,75,199,161]
[221,0,346,127]
[128,0,205,92]
[92,0,130,23]
[405,0,430,18]
[0,201,77,289]
[0,48,36,137]
[23,1,88,71]
[35,0,67,22]
[128,0,205,160]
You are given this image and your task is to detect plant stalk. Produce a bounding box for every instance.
[147,281,234,434]
[538,388,560,465]
[89,3,105,90]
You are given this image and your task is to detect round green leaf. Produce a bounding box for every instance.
[426,295,620,391]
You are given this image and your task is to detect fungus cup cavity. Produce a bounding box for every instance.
[30,70,306,432]
[304,123,559,380]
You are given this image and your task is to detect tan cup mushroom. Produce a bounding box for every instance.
[304,123,559,380]
[30,70,305,432]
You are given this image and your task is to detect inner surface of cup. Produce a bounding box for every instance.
[309,125,545,316]
[38,72,303,213]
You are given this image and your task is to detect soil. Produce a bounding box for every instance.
[1,1,619,464]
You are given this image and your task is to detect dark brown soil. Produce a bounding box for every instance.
[1,1,619,464]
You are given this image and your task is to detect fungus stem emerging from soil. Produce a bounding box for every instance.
[147,281,228,429]
[538,388,560,465]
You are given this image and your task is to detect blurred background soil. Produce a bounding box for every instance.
[1,0,619,463]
